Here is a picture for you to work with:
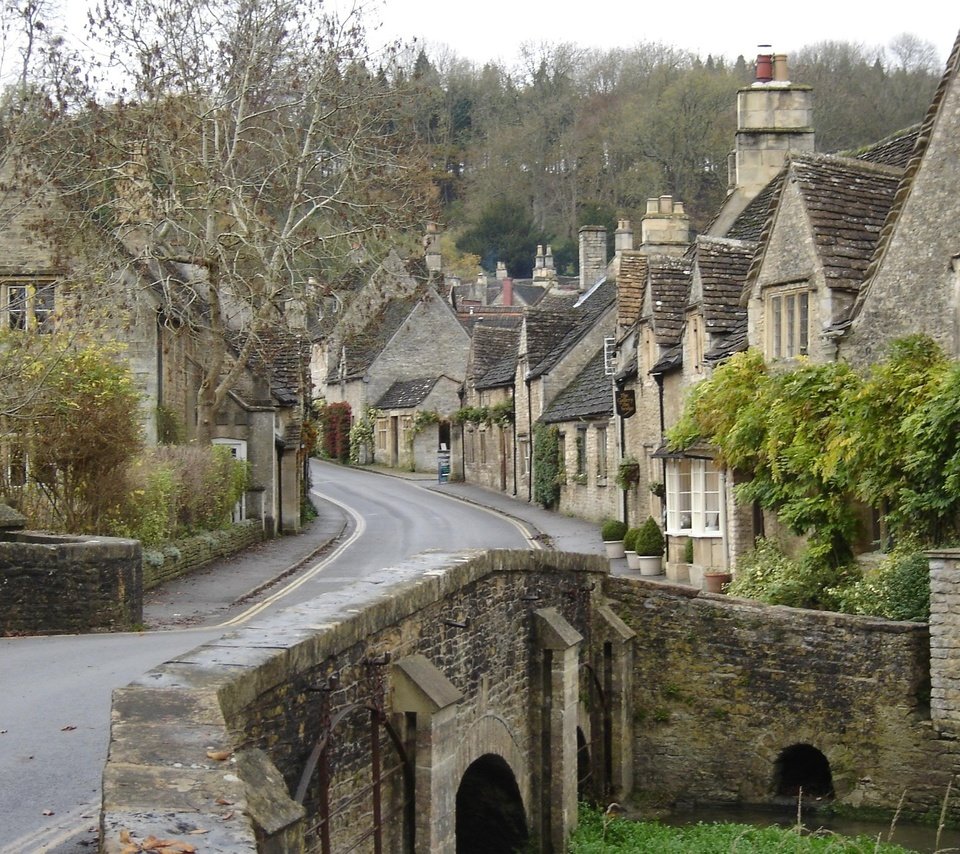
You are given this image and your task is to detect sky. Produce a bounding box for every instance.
[348,0,958,71]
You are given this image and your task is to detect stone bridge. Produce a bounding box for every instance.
[101,549,960,853]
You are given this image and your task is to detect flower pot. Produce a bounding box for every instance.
[625,550,642,570]
[604,540,626,560]
[703,571,732,594]
[638,555,662,576]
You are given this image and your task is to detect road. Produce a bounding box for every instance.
[0,461,532,852]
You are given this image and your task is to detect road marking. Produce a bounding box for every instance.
[6,803,98,853]
[214,489,365,628]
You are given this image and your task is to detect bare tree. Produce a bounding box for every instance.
[11,0,433,438]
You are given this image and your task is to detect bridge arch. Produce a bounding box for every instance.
[773,743,835,799]
[456,753,528,853]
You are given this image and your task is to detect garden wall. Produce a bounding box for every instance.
[0,532,142,634]
[605,576,958,822]
[141,520,264,590]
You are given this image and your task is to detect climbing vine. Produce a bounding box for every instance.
[453,399,514,428]
[533,423,561,509]
[349,407,382,464]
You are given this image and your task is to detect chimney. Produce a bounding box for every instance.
[502,277,514,307]
[533,243,557,282]
[579,225,607,291]
[496,261,508,281]
[423,222,442,273]
[615,219,634,255]
[731,47,814,194]
[639,196,690,257]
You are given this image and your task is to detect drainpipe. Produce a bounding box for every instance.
[617,384,627,524]
[526,376,534,502]
[511,386,518,496]
[458,385,466,481]
[655,371,669,564]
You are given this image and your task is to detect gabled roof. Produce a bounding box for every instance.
[849,126,921,169]
[695,237,754,335]
[248,327,310,407]
[616,252,647,330]
[647,257,691,346]
[473,325,520,390]
[704,322,748,364]
[374,376,440,409]
[457,305,524,332]
[539,348,612,424]
[724,175,782,242]
[326,290,425,383]
[528,278,616,379]
[852,30,960,317]
[791,154,903,292]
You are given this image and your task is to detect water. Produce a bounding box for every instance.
[663,804,960,853]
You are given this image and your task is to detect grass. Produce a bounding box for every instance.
[569,804,922,853]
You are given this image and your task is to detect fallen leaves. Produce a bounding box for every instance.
[205,748,232,761]
[118,828,198,853]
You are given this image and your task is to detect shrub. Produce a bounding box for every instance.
[623,527,641,552]
[832,546,930,622]
[634,516,664,556]
[683,537,694,563]
[601,518,627,541]
[316,401,352,461]
[729,538,858,610]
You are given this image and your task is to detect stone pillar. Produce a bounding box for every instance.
[594,605,636,800]
[929,550,960,735]
[533,608,583,853]
[578,226,607,291]
[248,407,278,536]
[391,654,463,853]
[424,222,442,273]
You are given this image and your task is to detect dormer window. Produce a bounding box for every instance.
[766,286,809,359]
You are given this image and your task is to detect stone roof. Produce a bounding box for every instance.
[725,175,782,242]
[648,257,691,346]
[326,290,424,383]
[850,126,921,169]
[528,278,616,379]
[474,326,520,390]
[254,327,310,407]
[374,376,440,409]
[704,322,748,364]
[791,154,903,292]
[457,305,524,333]
[540,348,612,424]
[616,252,647,329]
[696,237,754,335]
[650,344,682,375]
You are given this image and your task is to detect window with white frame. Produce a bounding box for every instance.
[666,457,722,536]
[518,435,529,478]
[766,286,809,360]
[2,279,56,333]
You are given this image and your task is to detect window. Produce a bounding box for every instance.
[2,279,56,333]
[690,313,704,372]
[596,426,608,484]
[766,287,809,359]
[465,427,475,464]
[642,326,656,375]
[518,435,529,478]
[666,457,723,536]
[575,429,587,480]
[479,429,487,465]
[375,418,388,451]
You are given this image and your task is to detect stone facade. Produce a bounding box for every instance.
[0,532,142,634]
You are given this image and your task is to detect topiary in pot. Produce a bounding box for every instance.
[634,516,664,576]
[623,527,643,569]
[601,518,628,559]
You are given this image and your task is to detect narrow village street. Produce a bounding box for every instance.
[1,460,600,853]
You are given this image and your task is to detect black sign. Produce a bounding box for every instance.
[615,388,636,418]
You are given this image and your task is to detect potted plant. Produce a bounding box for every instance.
[703,567,733,593]
[633,516,664,576]
[601,518,628,559]
[615,457,641,490]
[623,526,643,570]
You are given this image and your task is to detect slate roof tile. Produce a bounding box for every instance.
[695,237,755,334]
[540,348,613,423]
[616,252,647,329]
[648,258,691,347]
[374,376,440,409]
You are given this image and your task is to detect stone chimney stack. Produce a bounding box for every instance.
[639,196,690,257]
[423,222,442,273]
[730,48,814,195]
[579,225,607,291]
[496,260,508,281]
[615,220,634,255]
[533,244,557,282]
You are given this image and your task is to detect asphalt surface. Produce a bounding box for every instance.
[144,460,613,629]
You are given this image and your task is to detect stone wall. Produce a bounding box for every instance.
[0,532,142,634]
[101,550,620,854]
[141,521,264,591]
[606,576,958,822]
